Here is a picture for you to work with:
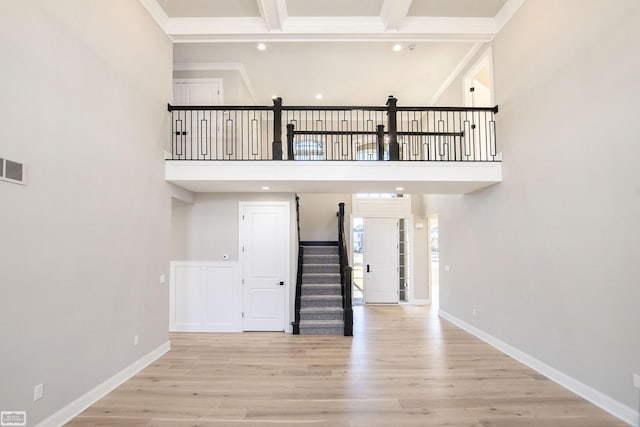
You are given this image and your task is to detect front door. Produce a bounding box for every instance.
[364,217,399,304]
[240,202,289,331]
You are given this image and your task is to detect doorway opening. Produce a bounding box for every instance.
[463,48,494,108]
[352,216,409,304]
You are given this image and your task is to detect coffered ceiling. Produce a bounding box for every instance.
[140,0,523,105]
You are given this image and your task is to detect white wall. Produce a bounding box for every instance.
[298,193,351,242]
[171,193,296,261]
[0,1,172,424]
[173,70,254,105]
[169,192,298,322]
[426,0,640,421]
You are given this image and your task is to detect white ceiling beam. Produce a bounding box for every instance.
[380,0,413,31]
[257,0,288,32]
[137,0,169,32]
[400,17,497,34]
[166,17,269,35]
[495,0,526,32]
[282,17,385,34]
[166,16,496,40]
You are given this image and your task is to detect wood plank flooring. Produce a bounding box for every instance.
[68,305,626,426]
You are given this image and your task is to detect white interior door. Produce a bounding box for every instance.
[240,202,289,331]
[364,217,399,304]
[173,79,223,105]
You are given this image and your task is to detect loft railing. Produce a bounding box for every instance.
[167,96,499,162]
[338,202,353,337]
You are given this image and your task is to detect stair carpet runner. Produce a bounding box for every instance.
[299,244,344,335]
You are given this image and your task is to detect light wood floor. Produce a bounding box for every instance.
[68,305,626,426]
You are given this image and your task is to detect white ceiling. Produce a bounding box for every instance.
[143,0,523,105]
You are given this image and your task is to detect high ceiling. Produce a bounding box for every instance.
[142,0,522,105]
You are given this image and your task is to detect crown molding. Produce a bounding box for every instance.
[173,62,257,103]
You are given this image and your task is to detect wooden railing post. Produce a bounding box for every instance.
[272,97,283,160]
[344,266,353,336]
[287,123,295,160]
[337,202,353,336]
[386,95,399,161]
[376,124,385,160]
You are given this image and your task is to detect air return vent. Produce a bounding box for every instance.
[0,157,26,185]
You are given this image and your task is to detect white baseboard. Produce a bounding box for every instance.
[412,299,429,305]
[438,310,639,427]
[36,341,171,427]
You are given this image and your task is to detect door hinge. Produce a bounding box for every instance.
[242,312,244,318]
[242,246,245,252]
[242,214,245,220]
[242,278,244,284]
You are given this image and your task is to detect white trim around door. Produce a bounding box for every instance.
[239,201,291,332]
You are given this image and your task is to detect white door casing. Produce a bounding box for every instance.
[364,217,399,304]
[173,79,223,105]
[239,202,290,331]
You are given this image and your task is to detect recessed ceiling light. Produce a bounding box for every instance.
[315,93,323,100]
[392,43,402,52]
[261,186,270,190]
[395,187,404,191]
[257,43,266,51]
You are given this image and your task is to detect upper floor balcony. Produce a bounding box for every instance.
[165,96,501,194]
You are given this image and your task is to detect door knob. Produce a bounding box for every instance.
[366,264,370,273]
[279,281,284,286]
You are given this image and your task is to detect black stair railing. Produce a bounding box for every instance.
[338,202,353,336]
[292,194,302,335]
[167,97,499,162]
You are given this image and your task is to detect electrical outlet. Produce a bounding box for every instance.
[159,274,166,284]
[134,335,139,346]
[444,265,451,272]
[633,373,640,389]
[223,254,229,260]
[472,308,477,316]
[34,383,43,401]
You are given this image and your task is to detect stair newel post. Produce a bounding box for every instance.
[386,95,400,161]
[272,97,283,160]
[338,202,353,336]
[344,266,353,336]
[376,124,385,161]
[287,123,295,160]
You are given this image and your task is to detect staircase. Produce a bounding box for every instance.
[298,243,344,335]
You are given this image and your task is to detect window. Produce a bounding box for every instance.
[294,139,324,160]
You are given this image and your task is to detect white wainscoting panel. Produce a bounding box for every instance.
[170,261,241,332]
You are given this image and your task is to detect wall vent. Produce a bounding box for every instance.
[0,157,26,185]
